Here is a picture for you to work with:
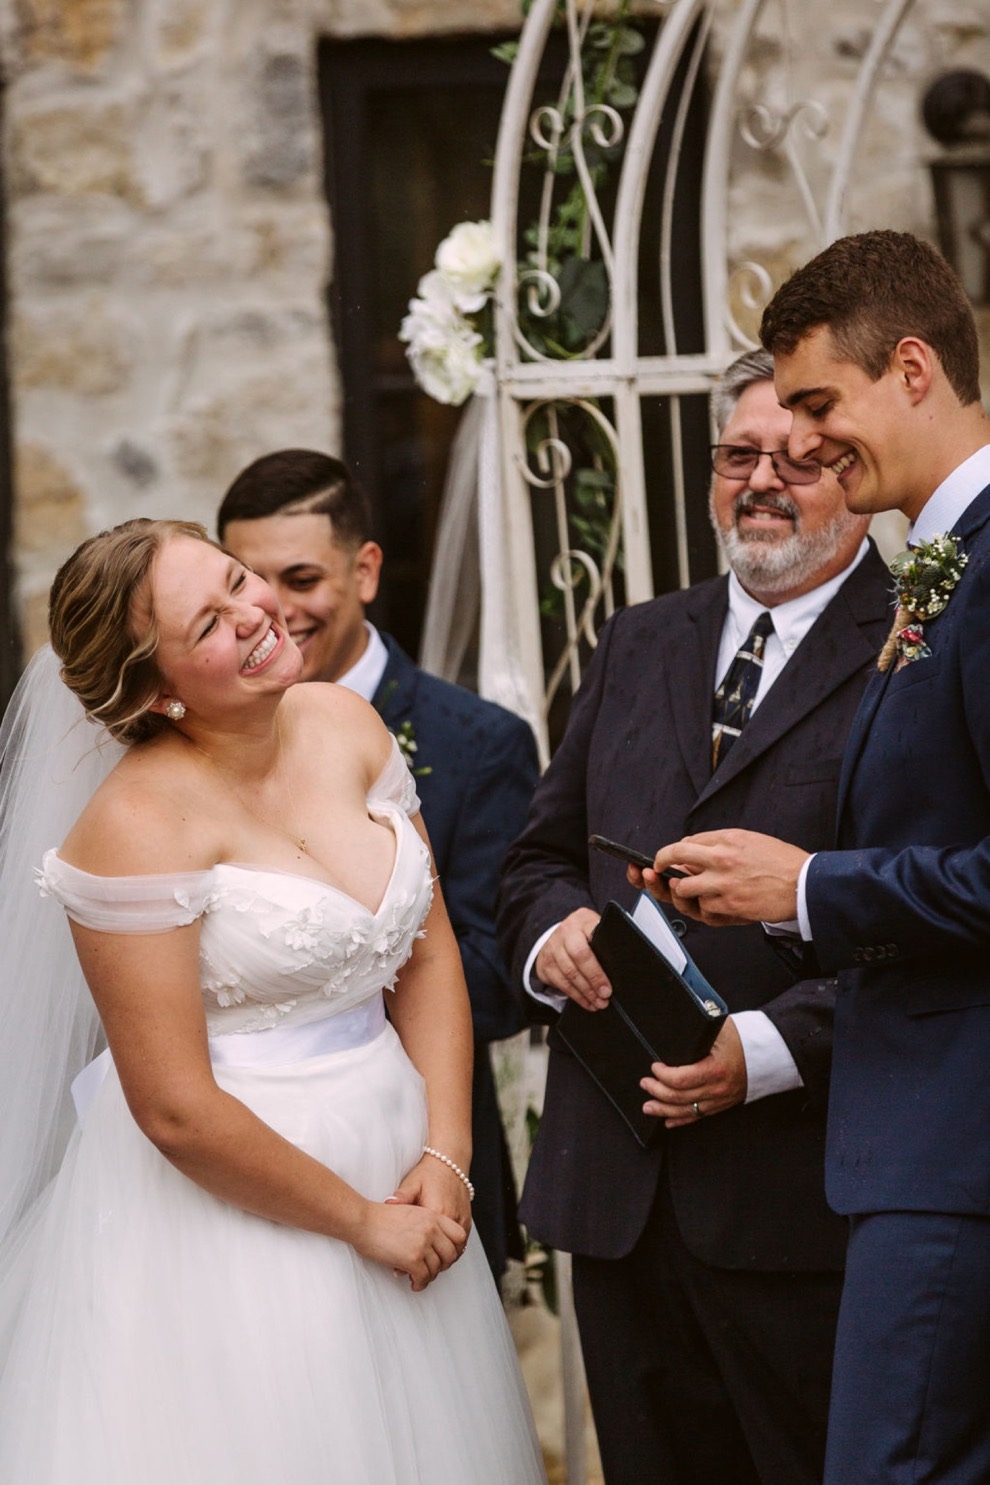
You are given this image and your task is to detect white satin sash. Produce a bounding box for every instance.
[71,995,387,1124]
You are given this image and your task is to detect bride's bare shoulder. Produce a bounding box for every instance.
[60,738,218,877]
[285,682,393,777]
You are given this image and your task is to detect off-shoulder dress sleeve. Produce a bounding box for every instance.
[367,736,420,815]
[36,849,216,934]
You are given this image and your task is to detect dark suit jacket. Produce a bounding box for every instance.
[805,485,990,1219]
[497,544,892,1269]
[372,633,540,1271]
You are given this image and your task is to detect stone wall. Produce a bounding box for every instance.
[2,0,988,650]
[1,0,520,651]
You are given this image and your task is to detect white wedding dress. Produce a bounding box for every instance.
[0,742,545,1484]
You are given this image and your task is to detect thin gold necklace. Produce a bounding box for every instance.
[186,714,310,855]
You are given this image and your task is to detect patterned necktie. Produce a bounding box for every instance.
[711,610,774,770]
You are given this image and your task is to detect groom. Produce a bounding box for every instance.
[649,230,990,1483]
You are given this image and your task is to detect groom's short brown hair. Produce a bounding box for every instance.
[760,229,981,407]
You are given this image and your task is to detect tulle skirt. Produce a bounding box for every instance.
[0,1022,545,1484]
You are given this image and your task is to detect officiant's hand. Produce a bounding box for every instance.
[639,1018,747,1128]
[535,908,610,1010]
[632,829,808,926]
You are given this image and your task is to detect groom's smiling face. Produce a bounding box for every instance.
[774,325,921,521]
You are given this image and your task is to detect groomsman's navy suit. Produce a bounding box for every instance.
[802,480,990,1482]
[372,632,539,1278]
[497,544,892,1485]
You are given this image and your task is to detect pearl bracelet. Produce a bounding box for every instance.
[422,1145,475,1202]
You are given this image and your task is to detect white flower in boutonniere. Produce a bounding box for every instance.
[394,720,433,778]
[878,533,968,672]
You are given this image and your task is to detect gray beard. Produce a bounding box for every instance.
[709,491,862,597]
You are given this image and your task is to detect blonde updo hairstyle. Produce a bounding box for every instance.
[49,517,223,745]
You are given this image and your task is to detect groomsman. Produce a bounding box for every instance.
[498,348,892,1485]
[650,231,990,1484]
[218,451,540,1280]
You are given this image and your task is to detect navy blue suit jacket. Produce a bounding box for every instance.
[371,633,540,1271]
[806,483,990,1219]
[498,546,892,1268]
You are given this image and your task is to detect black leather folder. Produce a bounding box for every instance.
[555,897,728,1147]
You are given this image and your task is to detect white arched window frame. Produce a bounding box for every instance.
[421,0,918,766]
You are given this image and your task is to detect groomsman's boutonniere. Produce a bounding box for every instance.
[878,533,968,672]
[394,719,433,778]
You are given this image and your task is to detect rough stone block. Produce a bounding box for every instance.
[149,0,208,68]
[14,442,88,557]
[10,101,141,203]
[12,298,136,396]
[9,198,131,289]
[136,77,213,210]
[12,0,126,74]
[241,42,316,191]
[110,437,159,489]
[165,361,336,485]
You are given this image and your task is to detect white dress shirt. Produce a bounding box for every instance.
[525,539,871,1103]
[334,622,389,702]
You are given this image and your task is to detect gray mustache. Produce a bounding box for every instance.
[733,492,799,522]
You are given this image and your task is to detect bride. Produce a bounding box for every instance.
[0,517,546,1484]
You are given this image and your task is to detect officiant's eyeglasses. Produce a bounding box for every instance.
[710,445,823,486]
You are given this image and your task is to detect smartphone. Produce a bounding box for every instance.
[588,833,688,880]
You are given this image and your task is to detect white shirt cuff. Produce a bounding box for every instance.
[523,923,567,1013]
[796,854,815,941]
[734,1010,803,1102]
[763,854,816,941]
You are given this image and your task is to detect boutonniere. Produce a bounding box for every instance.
[393,719,432,778]
[878,533,968,672]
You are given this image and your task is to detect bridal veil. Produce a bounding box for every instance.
[0,645,121,1245]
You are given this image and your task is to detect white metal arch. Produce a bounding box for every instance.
[447,0,921,762]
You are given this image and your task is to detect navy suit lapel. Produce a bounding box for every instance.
[835,484,990,828]
[370,632,418,729]
[953,480,990,547]
[664,580,727,800]
[832,662,893,829]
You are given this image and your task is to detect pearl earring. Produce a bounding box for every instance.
[165,699,186,721]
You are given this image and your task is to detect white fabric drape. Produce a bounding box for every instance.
[419,368,547,761]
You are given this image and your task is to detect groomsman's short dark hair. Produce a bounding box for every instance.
[760,229,981,408]
[217,450,373,551]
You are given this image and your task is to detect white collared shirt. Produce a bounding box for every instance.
[334,622,389,702]
[718,539,870,710]
[908,443,990,547]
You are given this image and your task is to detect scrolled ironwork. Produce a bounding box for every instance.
[517,395,623,708]
[723,259,774,347]
[518,267,562,321]
[738,98,829,153]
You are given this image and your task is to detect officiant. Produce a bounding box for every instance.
[496,348,891,1485]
